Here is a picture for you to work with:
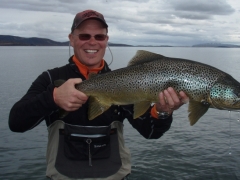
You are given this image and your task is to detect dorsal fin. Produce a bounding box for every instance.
[127,50,166,66]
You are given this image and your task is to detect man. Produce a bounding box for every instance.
[9,10,188,180]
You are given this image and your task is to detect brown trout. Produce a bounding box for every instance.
[56,50,240,125]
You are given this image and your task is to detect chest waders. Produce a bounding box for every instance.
[46,120,131,180]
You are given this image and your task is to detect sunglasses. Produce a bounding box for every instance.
[73,33,107,41]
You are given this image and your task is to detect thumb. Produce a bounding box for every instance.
[70,78,83,85]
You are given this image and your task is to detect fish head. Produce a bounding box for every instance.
[209,75,240,110]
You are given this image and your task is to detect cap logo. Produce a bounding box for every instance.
[82,11,99,19]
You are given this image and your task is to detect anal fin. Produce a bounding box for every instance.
[133,101,151,119]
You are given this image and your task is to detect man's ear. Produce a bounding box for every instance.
[68,33,74,47]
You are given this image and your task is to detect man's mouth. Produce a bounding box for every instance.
[85,50,98,54]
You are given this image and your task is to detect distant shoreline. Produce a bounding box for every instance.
[0,35,239,48]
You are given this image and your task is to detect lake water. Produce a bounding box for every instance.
[1,46,240,180]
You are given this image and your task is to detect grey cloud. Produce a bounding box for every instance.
[112,33,201,46]
[0,0,239,46]
[106,0,150,2]
[0,0,87,13]
[173,12,212,20]
[144,29,194,38]
[0,0,148,15]
[167,0,235,20]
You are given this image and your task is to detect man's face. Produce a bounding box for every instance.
[69,19,108,69]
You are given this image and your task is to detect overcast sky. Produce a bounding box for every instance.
[0,0,239,46]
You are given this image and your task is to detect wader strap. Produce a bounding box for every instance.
[46,121,131,180]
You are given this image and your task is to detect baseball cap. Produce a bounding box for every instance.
[71,10,108,32]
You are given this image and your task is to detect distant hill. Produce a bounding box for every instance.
[0,35,69,46]
[0,35,132,46]
[108,42,133,47]
[192,43,240,48]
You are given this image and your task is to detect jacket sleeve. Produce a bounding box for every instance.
[122,105,173,139]
[8,71,58,132]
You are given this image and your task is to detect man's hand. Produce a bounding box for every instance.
[156,87,189,114]
[53,78,88,111]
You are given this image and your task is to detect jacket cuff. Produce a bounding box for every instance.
[150,104,158,119]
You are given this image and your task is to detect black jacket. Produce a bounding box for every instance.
[9,57,173,139]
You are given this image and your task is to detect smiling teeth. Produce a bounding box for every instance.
[86,50,97,53]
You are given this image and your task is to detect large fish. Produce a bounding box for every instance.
[56,50,240,125]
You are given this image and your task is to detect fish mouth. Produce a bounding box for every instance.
[211,96,240,111]
[85,49,98,54]
[232,98,240,105]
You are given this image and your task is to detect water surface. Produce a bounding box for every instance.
[1,46,240,179]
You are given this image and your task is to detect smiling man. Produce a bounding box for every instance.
[69,12,108,69]
[9,10,188,180]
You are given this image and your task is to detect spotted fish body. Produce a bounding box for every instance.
[73,50,240,125]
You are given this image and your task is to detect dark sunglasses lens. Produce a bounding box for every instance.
[95,34,106,41]
[78,34,91,40]
[78,34,106,41]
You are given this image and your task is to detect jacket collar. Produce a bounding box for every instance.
[68,56,111,77]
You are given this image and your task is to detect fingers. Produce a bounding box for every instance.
[157,91,172,113]
[156,87,189,114]
[53,78,88,111]
[179,91,189,104]
[163,87,181,109]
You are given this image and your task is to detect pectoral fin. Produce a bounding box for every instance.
[88,96,111,120]
[133,101,151,119]
[188,100,210,126]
